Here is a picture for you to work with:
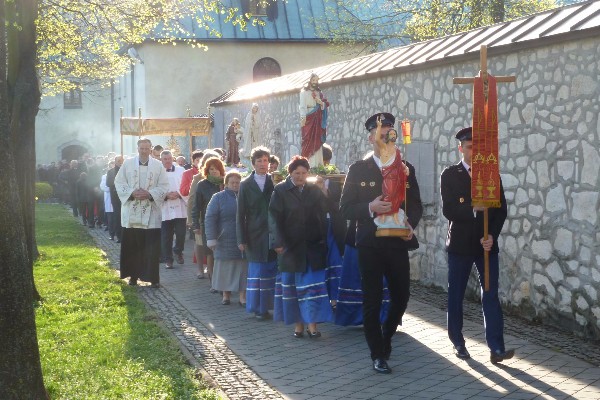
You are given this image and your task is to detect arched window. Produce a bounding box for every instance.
[253,57,281,82]
[64,87,82,109]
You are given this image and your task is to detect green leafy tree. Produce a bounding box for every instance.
[404,0,557,41]
[37,0,257,95]
[320,0,557,53]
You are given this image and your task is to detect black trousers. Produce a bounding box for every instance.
[112,203,122,240]
[357,246,410,360]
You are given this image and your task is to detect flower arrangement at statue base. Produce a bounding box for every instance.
[272,164,345,184]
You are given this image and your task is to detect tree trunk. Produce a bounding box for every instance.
[0,0,48,397]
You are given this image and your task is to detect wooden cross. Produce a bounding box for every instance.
[453,45,515,291]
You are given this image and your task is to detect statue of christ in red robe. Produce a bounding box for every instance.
[299,73,329,167]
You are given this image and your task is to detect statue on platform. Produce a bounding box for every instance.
[371,114,410,231]
[225,118,243,166]
[299,73,329,167]
[243,103,262,160]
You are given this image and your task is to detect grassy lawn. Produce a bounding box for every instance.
[34,203,218,399]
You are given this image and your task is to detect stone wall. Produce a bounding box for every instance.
[213,37,600,339]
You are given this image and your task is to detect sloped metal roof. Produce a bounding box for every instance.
[154,0,340,41]
[210,0,600,105]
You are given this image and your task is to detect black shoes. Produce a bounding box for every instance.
[307,329,321,338]
[373,358,391,374]
[454,345,471,360]
[255,312,272,321]
[176,253,184,264]
[490,349,515,364]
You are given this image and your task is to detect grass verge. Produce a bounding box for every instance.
[34,203,218,399]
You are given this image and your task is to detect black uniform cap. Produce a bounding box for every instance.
[365,113,395,131]
[455,127,472,142]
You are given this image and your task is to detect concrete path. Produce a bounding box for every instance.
[89,226,600,400]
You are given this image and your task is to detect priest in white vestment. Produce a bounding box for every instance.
[115,138,170,287]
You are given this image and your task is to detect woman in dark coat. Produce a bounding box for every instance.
[269,156,333,338]
[236,147,277,320]
[191,157,225,287]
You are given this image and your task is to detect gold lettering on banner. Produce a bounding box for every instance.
[476,171,484,198]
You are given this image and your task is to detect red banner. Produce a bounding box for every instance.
[472,73,501,208]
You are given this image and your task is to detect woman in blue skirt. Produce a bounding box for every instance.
[335,220,390,326]
[269,156,333,338]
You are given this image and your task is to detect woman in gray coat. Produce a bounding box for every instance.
[205,171,247,305]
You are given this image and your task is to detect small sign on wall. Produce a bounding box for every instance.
[404,141,435,205]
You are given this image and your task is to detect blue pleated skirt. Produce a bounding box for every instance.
[334,245,390,326]
[245,261,277,315]
[273,265,334,325]
[325,219,342,301]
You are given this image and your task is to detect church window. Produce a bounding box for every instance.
[253,57,281,81]
[64,88,82,109]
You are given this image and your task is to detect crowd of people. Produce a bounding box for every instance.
[46,110,514,374]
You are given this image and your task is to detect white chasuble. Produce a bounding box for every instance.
[115,156,169,229]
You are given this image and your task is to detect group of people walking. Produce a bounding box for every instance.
[93,110,514,374]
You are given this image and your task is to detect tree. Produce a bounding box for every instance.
[0,0,260,395]
[319,0,557,53]
[404,0,557,42]
[37,0,265,95]
[0,0,48,396]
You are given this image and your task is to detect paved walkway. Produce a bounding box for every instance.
[89,225,600,400]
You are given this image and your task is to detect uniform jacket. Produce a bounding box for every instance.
[440,162,507,256]
[236,171,276,263]
[269,177,329,273]
[204,188,243,260]
[340,156,423,249]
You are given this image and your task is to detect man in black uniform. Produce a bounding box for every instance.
[440,126,514,364]
[340,112,423,374]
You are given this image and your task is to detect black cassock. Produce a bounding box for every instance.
[120,228,161,283]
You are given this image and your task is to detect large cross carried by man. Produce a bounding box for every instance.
[453,45,515,291]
